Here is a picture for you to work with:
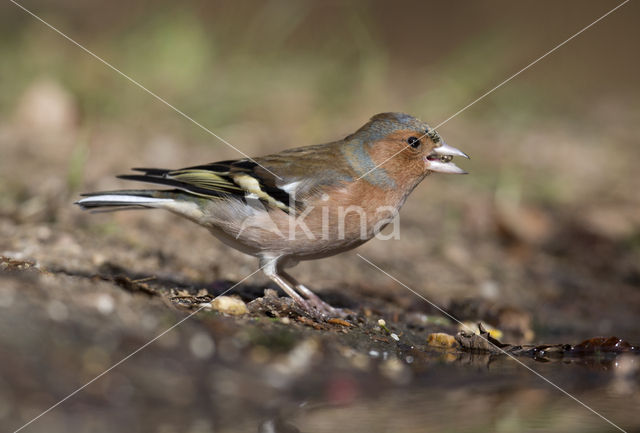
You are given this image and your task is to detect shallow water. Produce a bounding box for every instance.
[211,355,640,433]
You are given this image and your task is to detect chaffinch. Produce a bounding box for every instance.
[77,112,469,318]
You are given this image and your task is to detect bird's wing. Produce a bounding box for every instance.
[117,143,349,215]
[118,159,296,213]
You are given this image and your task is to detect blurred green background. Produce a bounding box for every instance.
[1,0,638,200]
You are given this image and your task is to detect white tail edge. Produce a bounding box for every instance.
[76,195,175,206]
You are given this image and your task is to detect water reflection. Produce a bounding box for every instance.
[214,354,640,433]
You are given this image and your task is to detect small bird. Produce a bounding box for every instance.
[77,113,468,317]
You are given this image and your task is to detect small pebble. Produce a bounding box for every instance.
[427,332,458,348]
[210,296,248,315]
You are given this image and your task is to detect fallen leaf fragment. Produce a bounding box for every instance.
[459,321,503,340]
[570,336,637,353]
[456,323,508,353]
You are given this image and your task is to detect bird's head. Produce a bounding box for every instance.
[344,112,469,190]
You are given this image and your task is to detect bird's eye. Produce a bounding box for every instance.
[407,136,421,148]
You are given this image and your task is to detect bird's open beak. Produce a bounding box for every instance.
[424,142,470,174]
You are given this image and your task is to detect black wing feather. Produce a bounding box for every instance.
[118,159,299,213]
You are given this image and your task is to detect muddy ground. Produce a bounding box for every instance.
[2,202,640,432]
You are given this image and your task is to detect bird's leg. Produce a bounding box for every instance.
[260,257,314,313]
[280,271,346,318]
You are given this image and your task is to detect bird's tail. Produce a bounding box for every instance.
[75,189,178,210]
